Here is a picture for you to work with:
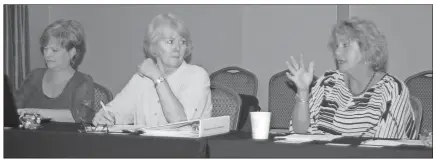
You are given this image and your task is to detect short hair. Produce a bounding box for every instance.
[328,17,388,72]
[143,13,193,63]
[40,19,86,70]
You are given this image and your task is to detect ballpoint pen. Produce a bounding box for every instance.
[99,101,113,124]
[100,101,108,113]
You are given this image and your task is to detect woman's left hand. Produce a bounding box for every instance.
[137,58,163,80]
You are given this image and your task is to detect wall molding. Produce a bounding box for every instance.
[337,4,350,23]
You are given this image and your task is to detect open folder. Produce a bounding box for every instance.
[93,116,230,138]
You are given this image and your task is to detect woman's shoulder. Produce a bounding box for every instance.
[27,68,46,78]
[378,73,408,95]
[322,70,341,76]
[318,70,343,81]
[74,71,94,82]
[380,73,403,83]
[23,68,47,85]
[70,71,95,88]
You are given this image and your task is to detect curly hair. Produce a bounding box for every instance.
[328,17,388,72]
[40,19,86,70]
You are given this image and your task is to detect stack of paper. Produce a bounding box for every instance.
[139,127,199,138]
[135,120,200,138]
[85,116,230,138]
[361,139,427,147]
[275,134,343,144]
[108,125,147,133]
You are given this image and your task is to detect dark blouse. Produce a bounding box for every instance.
[14,68,96,123]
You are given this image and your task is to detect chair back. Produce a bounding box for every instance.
[210,66,258,96]
[410,95,423,138]
[268,70,317,129]
[405,70,432,133]
[211,82,242,130]
[94,82,114,111]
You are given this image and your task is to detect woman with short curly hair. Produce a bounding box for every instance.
[93,13,212,127]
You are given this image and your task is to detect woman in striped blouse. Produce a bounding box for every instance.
[286,17,417,139]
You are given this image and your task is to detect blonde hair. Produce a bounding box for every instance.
[328,17,388,72]
[143,13,193,62]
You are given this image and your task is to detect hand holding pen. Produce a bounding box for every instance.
[92,101,116,126]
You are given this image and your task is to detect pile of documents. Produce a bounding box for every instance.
[361,139,427,147]
[274,134,430,148]
[85,116,230,138]
[274,134,343,144]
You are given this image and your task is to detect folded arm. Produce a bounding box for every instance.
[157,69,212,123]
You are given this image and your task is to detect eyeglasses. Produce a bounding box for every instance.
[79,122,109,134]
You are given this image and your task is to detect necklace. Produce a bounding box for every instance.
[347,71,376,96]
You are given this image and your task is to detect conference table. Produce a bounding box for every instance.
[4,123,433,158]
[4,123,207,158]
[207,132,433,158]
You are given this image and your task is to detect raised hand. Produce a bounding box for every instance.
[137,58,163,80]
[285,54,315,93]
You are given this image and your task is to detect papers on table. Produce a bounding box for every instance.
[107,125,147,133]
[142,116,230,138]
[85,116,230,138]
[274,134,431,148]
[361,139,426,147]
[137,120,200,138]
[139,126,199,138]
[274,134,343,144]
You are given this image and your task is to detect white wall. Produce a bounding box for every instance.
[240,5,337,110]
[28,5,432,111]
[349,4,432,80]
[28,5,242,94]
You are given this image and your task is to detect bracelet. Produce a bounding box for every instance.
[154,77,165,87]
[295,94,309,103]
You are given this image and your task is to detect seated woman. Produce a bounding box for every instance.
[92,13,212,127]
[15,19,95,123]
[286,17,417,139]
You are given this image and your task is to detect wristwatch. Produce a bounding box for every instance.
[154,77,165,87]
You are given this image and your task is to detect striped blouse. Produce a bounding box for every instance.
[290,70,418,139]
